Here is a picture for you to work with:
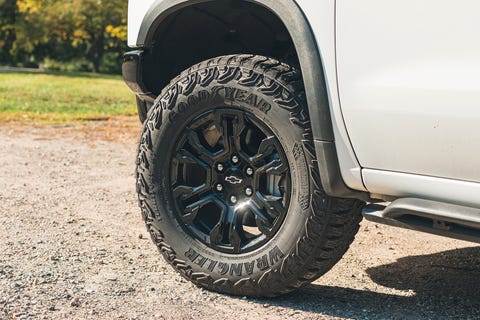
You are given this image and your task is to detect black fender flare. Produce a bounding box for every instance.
[136,0,369,201]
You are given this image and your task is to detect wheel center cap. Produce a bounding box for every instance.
[225,175,243,185]
[220,167,248,197]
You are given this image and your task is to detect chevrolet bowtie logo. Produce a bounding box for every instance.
[225,176,243,185]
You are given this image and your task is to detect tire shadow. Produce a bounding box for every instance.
[252,246,480,319]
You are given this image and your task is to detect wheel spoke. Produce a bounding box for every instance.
[209,206,245,253]
[209,222,223,247]
[256,158,288,176]
[183,195,216,223]
[227,209,244,253]
[209,208,228,245]
[253,193,286,218]
[184,129,216,166]
[172,184,209,202]
[213,111,232,154]
[248,202,274,237]
[231,112,246,151]
[250,136,276,164]
[177,147,211,168]
[213,110,247,157]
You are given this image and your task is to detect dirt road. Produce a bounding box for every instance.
[1,121,479,319]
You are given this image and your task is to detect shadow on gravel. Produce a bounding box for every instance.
[255,246,480,319]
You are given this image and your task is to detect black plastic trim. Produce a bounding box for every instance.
[122,50,156,104]
[134,0,369,200]
[315,141,370,201]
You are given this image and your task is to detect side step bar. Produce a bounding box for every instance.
[362,198,480,243]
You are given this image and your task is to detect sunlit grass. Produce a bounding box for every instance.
[0,71,137,123]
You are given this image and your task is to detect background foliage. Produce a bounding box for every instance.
[0,0,128,73]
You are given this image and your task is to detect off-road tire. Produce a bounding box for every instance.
[136,54,364,297]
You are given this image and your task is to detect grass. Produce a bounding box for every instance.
[0,71,137,123]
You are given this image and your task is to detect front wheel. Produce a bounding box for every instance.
[136,54,363,297]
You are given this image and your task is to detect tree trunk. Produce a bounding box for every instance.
[88,31,104,73]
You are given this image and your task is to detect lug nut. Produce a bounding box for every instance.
[246,167,254,176]
[231,155,239,164]
[217,163,224,172]
[230,196,238,204]
[216,184,223,192]
[245,188,253,197]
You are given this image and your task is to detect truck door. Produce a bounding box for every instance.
[336,0,480,183]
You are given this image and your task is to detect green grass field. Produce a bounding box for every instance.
[0,71,137,122]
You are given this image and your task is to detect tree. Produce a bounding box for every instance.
[71,0,127,72]
[15,0,77,64]
[13,0,127,72]
[0,0,18,65]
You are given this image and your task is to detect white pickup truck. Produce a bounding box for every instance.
[122,0,480,297]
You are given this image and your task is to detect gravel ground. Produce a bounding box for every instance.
[1,121,479,320]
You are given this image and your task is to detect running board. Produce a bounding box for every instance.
[362,198,480,243]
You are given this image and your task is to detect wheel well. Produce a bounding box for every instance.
[142,0,298,95]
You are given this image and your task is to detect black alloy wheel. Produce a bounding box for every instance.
[171,109,291,254]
